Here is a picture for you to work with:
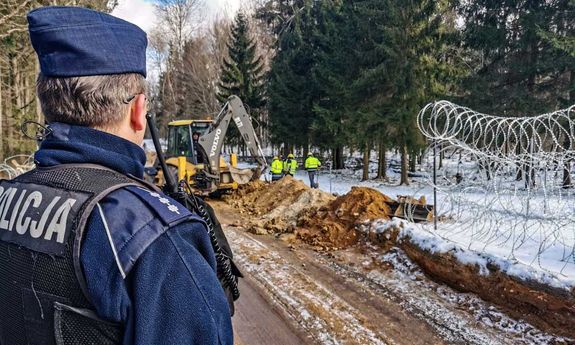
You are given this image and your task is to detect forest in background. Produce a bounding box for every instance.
[0,0,574,185]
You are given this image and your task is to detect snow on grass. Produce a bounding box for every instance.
[290,169,432,197]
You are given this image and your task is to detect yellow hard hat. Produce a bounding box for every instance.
[273,156,279,160]
[288,153,294,159]
[307,152,313,156]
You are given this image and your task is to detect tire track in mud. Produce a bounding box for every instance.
[310,250,500,344]
[227,227,571,345]
[228,229,393,345]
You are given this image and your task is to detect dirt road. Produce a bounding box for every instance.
[214,200,570,345]
[233,276,311,345]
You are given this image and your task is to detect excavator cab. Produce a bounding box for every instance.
[166,120,211,163]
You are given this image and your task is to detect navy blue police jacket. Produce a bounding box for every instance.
[34,123,233,345]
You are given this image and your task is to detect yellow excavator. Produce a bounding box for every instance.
[146,96,267,195]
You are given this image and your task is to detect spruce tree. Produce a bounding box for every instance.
[345,0,394,178]
[217,12,266,147]
[455,0,575,115]
[264,0,461,178]
[267,1,317,156]
[312,1,359,169]
[217,12,265,107]
[354,0,459,185]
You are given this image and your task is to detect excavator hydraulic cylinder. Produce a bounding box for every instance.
[178,156,187,182]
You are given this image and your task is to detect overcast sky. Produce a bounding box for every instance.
[111,0,243,33]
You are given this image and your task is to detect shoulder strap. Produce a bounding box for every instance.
[101,185,203,277]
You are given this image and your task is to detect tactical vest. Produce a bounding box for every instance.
[0,164,201,345]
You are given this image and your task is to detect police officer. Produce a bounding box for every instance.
[0,7,232,345]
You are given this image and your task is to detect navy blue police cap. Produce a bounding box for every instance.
[28,6,147,78]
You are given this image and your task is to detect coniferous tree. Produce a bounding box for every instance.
[347,0,395,179]
[217,12,266,148]
[456,0,575,115]
[217,12,266,111]
[363,0,458,185]
[312,1,359,169]
[267,1,316,156]
[259,0,572,182]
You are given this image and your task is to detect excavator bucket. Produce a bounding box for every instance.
[387,195,434,223]
[229,166,256,184]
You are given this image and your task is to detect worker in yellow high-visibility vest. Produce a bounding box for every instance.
[270,156,284,181]
[283,153,298,177]
[304,153,321,188]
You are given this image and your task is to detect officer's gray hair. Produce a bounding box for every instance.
[36,73,147,128]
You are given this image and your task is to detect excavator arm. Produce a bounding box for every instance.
[197,96,268,184]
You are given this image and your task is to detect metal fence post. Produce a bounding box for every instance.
[433,140,438,231]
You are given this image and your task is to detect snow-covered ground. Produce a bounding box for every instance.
[290,168,432,197]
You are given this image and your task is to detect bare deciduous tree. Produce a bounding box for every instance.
[0,0,114,158]
[155,0,206,54]
[180,36,221,116]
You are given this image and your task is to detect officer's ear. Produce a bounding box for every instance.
[130,94,147,132]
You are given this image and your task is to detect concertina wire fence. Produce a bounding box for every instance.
[417,101,575,274]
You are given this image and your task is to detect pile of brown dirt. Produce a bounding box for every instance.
[329,187,394,224]
[226,176,335,234]
[228,180,267,200]
[227,181,401,250]
[225,180,575,337]
[297,187,395,249]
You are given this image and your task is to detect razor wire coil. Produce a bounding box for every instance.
[417,101,575,275]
